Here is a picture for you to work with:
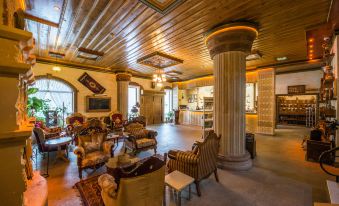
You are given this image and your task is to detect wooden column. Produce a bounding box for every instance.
[116,73,131,120]
[205,22,258,170]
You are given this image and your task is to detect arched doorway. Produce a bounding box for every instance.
[29,75,77,126]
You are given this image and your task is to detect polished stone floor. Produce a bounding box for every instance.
[35,124,333,206]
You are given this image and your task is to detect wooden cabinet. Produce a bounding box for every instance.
[140,90,164,125]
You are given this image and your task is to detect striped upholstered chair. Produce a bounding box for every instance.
[167,131,220,196]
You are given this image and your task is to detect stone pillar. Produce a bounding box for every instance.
[205,22,258,170]
[116,73,131,119]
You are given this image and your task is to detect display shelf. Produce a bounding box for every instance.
[203,97,213,138]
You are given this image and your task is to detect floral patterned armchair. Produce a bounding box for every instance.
[73,119,114,179]
[66,113,86,144]
[110,112,126,133]
[124,122,158,155]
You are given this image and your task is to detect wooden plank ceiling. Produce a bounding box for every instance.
[25,0,331,80]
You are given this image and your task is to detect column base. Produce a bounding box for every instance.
[217,152,252,171]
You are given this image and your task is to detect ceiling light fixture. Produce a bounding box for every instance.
[54,6,60,11]
[152,69,166,87]
[52,66,61,72]
[276,56,287,61]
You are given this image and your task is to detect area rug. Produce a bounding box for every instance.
[74,175,103,206]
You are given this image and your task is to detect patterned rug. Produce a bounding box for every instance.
[75,175,104,206]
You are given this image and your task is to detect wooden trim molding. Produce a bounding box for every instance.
[34,74,79,112]
[205,22,258,59]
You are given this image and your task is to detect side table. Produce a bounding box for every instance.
[165,170,195,206]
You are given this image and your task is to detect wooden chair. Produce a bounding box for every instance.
[167,131,220,196]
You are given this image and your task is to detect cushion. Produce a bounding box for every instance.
[82,151,110,167]
[131,130,146,139]
[84,142,100,153]
[136,138,156,148]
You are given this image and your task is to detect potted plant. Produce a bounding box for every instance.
[166,111,174,123]
[27,87,50,122]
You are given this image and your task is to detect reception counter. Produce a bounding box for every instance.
[178,110,258,134]
[179,110,210,126]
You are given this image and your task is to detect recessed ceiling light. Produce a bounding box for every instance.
[276,56,287,61]
[54,6,60,11]
[52,66,61,72]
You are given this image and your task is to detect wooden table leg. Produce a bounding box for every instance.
[189,184,191,200]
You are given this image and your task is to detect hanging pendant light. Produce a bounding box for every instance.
[152,69,166,87]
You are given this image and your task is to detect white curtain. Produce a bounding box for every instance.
[29,78,74,123]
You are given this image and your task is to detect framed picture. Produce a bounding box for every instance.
[86,96,111,112]
[246,83,257,113]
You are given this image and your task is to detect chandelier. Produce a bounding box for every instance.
[152,69,166,87]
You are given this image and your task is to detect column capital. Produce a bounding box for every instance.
[116,72,131,81]
[205,22,258,59]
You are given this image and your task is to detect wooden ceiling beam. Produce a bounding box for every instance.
[64,0,101,57]
[68,0,115,60]
[23,13,59,28]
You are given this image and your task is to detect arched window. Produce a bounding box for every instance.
[29,77,76,124]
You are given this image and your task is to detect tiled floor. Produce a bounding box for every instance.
[36,124,333,206]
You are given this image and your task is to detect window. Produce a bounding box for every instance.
[29,78,75,125]
[164,89,173,120]
[128,86,140,116]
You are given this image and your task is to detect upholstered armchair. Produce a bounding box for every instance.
[110,112,125,133]
[34,121,62,139]
[124,122,158,155]
[129,115,146,127]
[98,155,165,206]
[167,131,221,196]
[73,119,114,179]
[66,113,86,145]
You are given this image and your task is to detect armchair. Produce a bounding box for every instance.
[110,112,125,133]
[34,121,62,139]
[73,119,114,179]
[167,131,220,196]
[124,122,158,155]
[98,155,166,206]
[66,113,86,144]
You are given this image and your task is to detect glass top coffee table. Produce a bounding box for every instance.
[43,136,72,177]
[45,136,72,162]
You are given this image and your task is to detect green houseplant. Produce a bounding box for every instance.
[27,88,50,118]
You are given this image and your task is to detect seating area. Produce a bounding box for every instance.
[2,1,339,206]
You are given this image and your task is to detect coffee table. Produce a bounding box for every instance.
[106,154,140,176]
[43,136,72,177]
[165,170,195,206]
[107,132,129,156]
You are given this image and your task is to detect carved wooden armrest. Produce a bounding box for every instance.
[127,135,138,145]
[98,174,117,198]
[103,141,115,157]
[168,149,180,160]
[145,129,158,138]
[74,146,85,158]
